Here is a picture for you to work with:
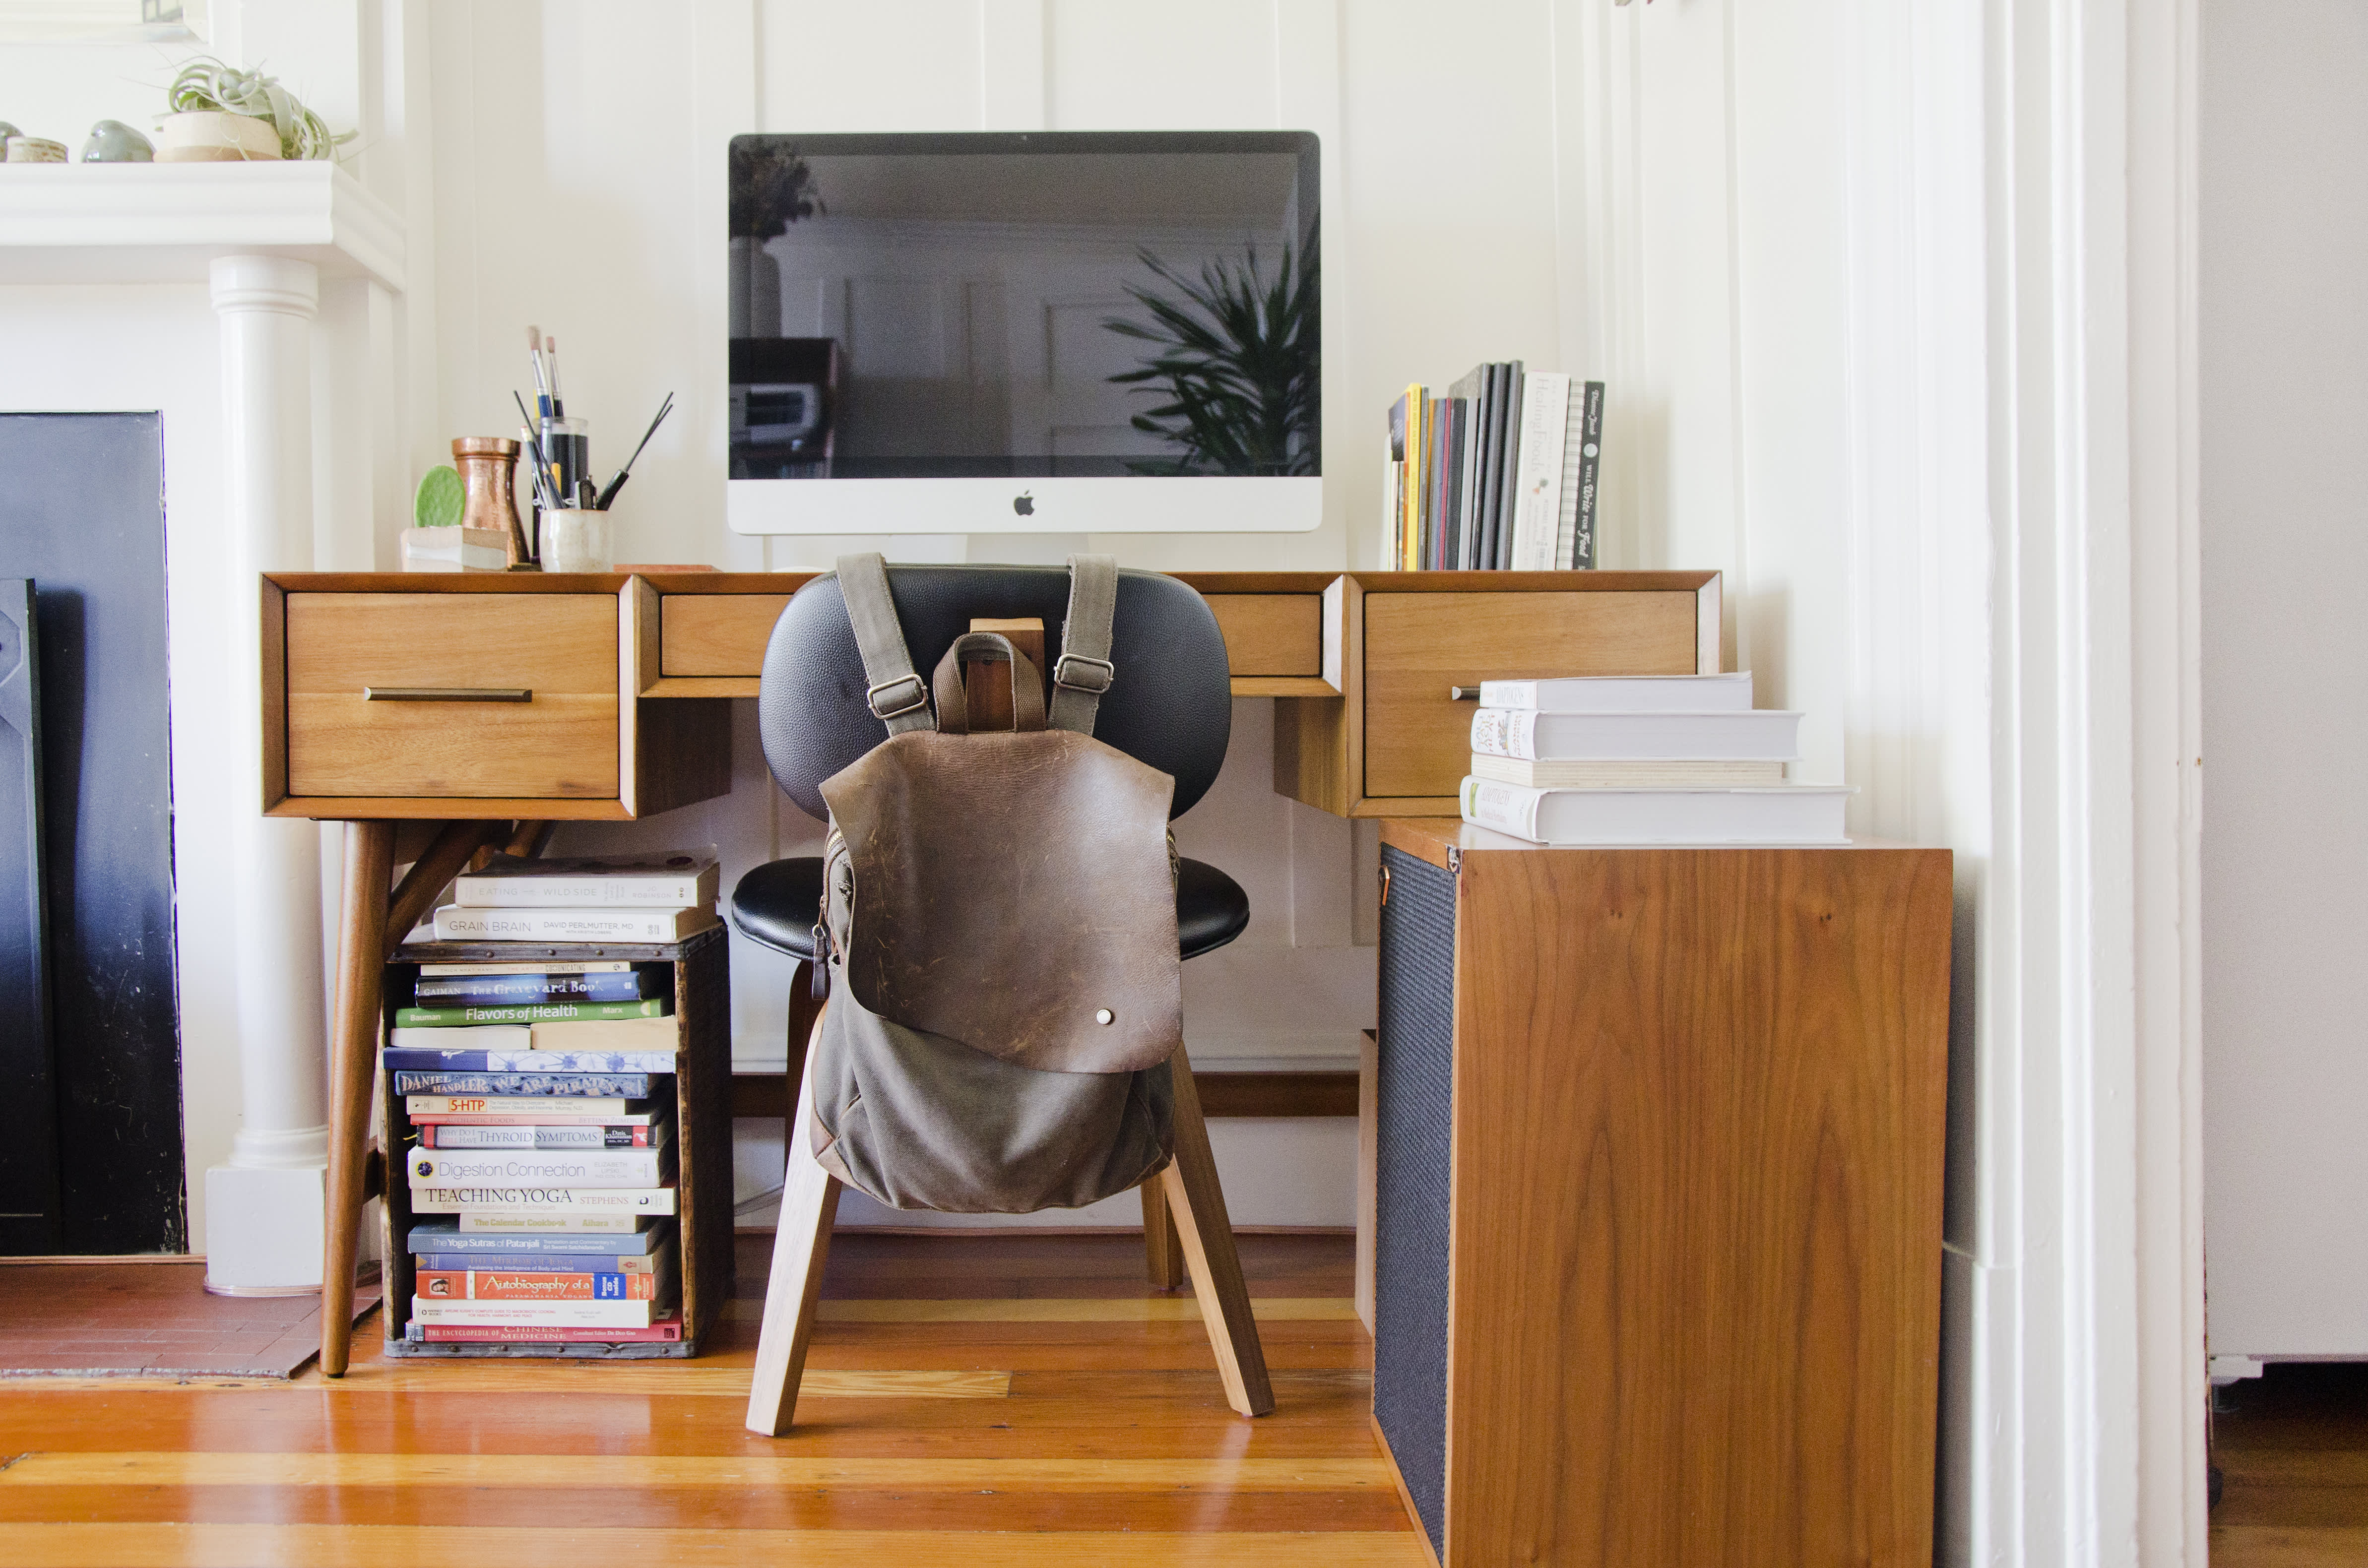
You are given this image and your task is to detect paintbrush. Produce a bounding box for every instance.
[594,391,673,510]
[546,334,563,417]
[512,391,561,511]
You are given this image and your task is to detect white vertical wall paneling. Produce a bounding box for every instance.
[980,0,1047,132]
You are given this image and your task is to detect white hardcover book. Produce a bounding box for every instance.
[1477,672,1756,712]
[411,1184,679,1215]
[384,1025,532,1053]
[409,1295,667,1328]
[1468,708,1802,761]
[1460,777,1851,845]
[455,1211,651,1235]
[529,1014,679,1054]
[407,1147,672,1189]
[431,905,721,943]
[452,855,719,909]
[417,961,636,977]
[1468,755,1788,789]
[1509,373,1573,569]
[1382,447,1403,569]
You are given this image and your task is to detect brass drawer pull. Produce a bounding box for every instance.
[363,686,532,702]
[1449,685,1483,701]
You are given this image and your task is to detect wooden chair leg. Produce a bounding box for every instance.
[1160,1041,1276,1417]
[746,1013,842,1438]
[321,819,394,1378]
[1141,1177,1186,1289]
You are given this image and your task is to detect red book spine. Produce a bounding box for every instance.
[415,1316,681,1343]
[416,1270,660,1301]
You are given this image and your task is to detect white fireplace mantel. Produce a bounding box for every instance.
[0,160,405,1290]
[0,162,403,290]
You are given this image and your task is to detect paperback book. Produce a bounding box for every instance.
[452,854,719,909]
[418,960,635,977]
[456,1210,657,1235]
[413,1250,662,1273]
[1467,756,1789,790]
[1475,672,1756,712]
[412,971,662,1006]
[394,999,670,1027]
[404,1095,656,1118]
[405,1313,682,1343]
[416,1120,669,1149]
[407,1146,674,1189]
[1460,776,1852,846]
[431,905,720,943]
[410,1295,672,1329]
[409,1184,679,1215]
[382,1046,680,1075]
[415,1265,674,1302]
[392,1071,659,1097]
[1466,707,1803,761]
[407,1218,673,1255]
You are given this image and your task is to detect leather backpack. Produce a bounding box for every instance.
[804,553,1181,1213]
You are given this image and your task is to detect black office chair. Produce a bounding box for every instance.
[731,564,1274,1436]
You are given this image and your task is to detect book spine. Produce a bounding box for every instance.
[413,973,652,1005]
[1574,380,1604,570]
[416,1270,663,1301]
[410,1296,664,1327]
[456,1210,648,1234]
[431,907,703,942]
[404,1095,635,1115]
[1460,776,1543,841]
[420,1125,654,1149]
[414,1252,659,1273]
[396,1000,669,1028]
[1511,373,1572,569]
[382,1049,678,1074]
[1468,708,1541,760]
[449,876,708,907]
[1493,363,1525,568]
[410,1219,671,1252]
[1400,384,1425,571]
[408,1149,670,1188]
[392,1073,656,1096]
[1381,436,1402,571]
[410,1317,682,1343]
[1475,679,1538,710]
[418,961,634,978]
[411,1186,678,1215]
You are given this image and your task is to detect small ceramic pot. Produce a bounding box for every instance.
[4,137,68,164]
[540,510,612,574]
[152,111,280,163]
[80,120,154,163]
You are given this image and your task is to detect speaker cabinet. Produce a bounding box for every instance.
[1369,821,1952,1568]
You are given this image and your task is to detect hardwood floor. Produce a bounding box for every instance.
[2214,1362,2368,1567]
[0,1232,1426,1566]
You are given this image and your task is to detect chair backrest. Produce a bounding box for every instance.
[756,563,1233,823]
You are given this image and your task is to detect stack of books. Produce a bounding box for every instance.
[1457,674,1852,845]
[1384,364,1604,571]
[394,853,718,1346]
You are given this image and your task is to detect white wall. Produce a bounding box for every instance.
[2199,0,2368,1360]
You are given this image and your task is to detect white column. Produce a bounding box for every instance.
[205,254,333,1294]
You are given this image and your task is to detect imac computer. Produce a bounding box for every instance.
[726,130,1320,535]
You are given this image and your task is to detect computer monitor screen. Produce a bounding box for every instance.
[726,130,1321,535]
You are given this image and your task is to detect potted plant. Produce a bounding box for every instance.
[728,141,824,337]
[154,59,352,163]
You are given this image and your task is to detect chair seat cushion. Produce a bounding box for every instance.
[732,855,1249,963]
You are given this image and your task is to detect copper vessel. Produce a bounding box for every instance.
[452,437,533,567]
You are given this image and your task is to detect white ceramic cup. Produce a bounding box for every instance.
[540,509,611,573]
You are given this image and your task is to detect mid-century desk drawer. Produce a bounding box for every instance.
[284,592,620,799]
[1362,590,1704,798]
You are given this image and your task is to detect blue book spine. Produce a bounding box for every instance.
[414,972,655,1005]
[408,1218,672,1255]
[414,1252,658,1273]
[391,1071,657,1097]
[381,1048,678,1073]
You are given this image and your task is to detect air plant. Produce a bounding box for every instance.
[730,141,825,240]
[167,58,354,161]
[1103,235,1320,477]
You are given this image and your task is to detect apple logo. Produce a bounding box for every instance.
[1013,492,1035,517]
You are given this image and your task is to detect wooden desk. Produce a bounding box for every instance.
[259,567,1721,1374]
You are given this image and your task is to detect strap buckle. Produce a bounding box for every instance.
[866,673,928,720]
[1052,653,1116,695]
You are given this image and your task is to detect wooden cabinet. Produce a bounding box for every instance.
[1370,820,1951,1568]
[1276,572,1722,816]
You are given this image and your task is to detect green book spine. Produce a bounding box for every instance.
[395,1000,671,1028]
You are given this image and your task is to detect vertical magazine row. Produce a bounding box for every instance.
[1384,364,1604,571]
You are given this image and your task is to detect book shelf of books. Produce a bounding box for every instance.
[1384,362,1603,573]
[379,855,734,1359]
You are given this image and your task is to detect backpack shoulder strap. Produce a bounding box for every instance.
[835,553,935,734]
[1048,553,1118,736]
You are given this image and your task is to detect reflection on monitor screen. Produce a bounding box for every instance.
[726,131,1322,535]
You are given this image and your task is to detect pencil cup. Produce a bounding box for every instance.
[540,509,611,573]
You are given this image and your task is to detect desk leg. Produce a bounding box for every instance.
[320,819,393,1378]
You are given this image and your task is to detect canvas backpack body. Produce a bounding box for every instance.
[802,553,1181,1213]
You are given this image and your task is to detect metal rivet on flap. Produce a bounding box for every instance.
[1094,1008,1115,1025]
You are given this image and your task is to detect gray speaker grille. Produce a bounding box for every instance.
[1373,844,1455,1558]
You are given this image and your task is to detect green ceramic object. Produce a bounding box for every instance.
[80,120,154,163]
[413,465,465,529]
